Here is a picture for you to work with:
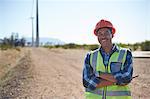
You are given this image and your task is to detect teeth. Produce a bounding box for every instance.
[102,39,107,42]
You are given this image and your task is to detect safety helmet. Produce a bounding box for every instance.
[94,19,116,36]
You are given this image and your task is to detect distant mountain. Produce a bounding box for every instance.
[25,37,65,46]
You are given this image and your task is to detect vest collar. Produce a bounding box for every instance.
[99,44,119,54]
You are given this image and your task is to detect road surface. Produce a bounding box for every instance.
[0,48,150,99]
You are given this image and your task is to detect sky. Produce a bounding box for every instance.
[0,0,150,44]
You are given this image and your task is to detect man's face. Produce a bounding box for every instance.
[97,28,112,46]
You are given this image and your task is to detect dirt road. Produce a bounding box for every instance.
[27,48,86,99]
[131,58,150,99]
[0,48,150,99]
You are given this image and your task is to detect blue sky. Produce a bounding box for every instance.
[0,0,150,44]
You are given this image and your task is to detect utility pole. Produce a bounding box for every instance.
[30,17,34,47]
[36,0,39,47]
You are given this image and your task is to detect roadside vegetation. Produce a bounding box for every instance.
[43,40,150,51]
[0,33,149,51]
[0,33,25,51]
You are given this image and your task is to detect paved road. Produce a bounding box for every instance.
[133,51,150,58]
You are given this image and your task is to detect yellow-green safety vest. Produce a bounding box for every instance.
[85,47,132,99]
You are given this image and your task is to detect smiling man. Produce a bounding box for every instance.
[82,19,133,99]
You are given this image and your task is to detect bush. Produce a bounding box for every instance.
[83,44,99,50]
[132,43,141,51]
[0,44,12,50]
[141,40,150,51]
[15,47,21,51]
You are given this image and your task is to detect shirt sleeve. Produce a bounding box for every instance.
[82,52,100,90]
[112,50,133,85]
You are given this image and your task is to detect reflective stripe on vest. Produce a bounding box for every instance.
[86,88,131,96]
[85,47,131,99]
[90,49,100,77]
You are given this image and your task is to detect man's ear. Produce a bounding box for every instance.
[110,33,113,38]
[109,28,113,38]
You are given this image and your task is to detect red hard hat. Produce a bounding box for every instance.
[94,19,116,36]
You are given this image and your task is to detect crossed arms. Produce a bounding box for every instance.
[96,73,117,88]
[83,51,133,90]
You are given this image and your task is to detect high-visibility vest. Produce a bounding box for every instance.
[85,47,132,99]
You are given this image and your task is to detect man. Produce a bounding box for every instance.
[82,19,133,99]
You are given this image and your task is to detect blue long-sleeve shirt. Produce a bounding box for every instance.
[82,44,133,90]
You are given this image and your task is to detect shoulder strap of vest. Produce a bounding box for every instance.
[90,49,99,67]
[89,48,99,77]
[118,48,126,62]
[118,48,128,70]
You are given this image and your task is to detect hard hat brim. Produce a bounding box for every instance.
[94,27,115,36]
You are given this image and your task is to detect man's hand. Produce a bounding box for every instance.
[99,73,117,83]
[96,79,114,88]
